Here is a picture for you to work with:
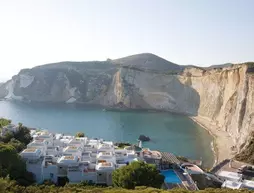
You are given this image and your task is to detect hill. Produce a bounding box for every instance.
[112,53,182,72]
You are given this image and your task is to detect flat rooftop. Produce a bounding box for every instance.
[23,148,37,153]
[34,139,45,143]
[97,152,113,158]
[182,163,204,173]
[57,155,79,164]
[101,162,112,167]
[143,149,162,159]
[96,162,114,169]
[67,146,78,150]
[222,180,242,189]
[64,156,75,160]
[218,170,242,181]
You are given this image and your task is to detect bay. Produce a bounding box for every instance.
[0,100,214,168]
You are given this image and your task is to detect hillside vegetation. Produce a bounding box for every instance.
[235,132,254,164]
[0,178,252,193]
[0,119,34,185]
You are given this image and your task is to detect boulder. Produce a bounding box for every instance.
[138,135,150,142]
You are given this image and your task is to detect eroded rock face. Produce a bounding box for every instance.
[0,54,253,153]
[180,65,254,151]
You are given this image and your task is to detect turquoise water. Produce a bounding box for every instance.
[160,170,181,184]
[0,100,214,167]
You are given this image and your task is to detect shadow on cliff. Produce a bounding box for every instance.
[108,74,200,116]
[163,76,200,116]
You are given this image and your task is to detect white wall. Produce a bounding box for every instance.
[43,165,58,183]
[68,170,82,183]
[26,161,43,183]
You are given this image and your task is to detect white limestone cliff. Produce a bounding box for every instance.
[0,61,253,156]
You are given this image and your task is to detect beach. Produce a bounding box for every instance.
[191,116,235,166]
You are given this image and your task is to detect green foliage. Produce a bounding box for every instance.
[7,138,25,152]
[235,131,254,164]
[0,177,253,193]
[42,179,55,185]
[246,62,254,74]
[115,142,131,149]
[0,121,34,186]
[75,132,85,137]
[0,144,34,186]
[0,118,11,128]
[13,125,33,146]
[0,124,32,149]
[0,131,14,143]
[245,62,254,67]
[112,161,165,189]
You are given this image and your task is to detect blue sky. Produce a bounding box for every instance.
[0,0,254,81]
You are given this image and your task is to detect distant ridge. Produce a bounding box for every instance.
[112,53,182,72]
[206,63,233,69]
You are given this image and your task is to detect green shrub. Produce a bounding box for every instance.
[112,161,164,189]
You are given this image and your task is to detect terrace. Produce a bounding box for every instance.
[217,170,242,182]
[181,163,204,174]
[24,148,37,153]
[142,149,162,159]
[57,155,79,165]
[96,162,115,170]
[21,148,43,160]
[97,152,113,159]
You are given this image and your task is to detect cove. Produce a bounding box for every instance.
[0,100,214,168]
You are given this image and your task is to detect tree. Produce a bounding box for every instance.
[0,123,32,146]
[8,138,25,152]
[75,132,85,138]
[0,144,34,185]
[13,126,33,146]
[112,161,165,189]
[0,118,11,128]
[0,144,21,178]
[0,131,14,143]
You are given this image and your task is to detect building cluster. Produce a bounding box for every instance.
[15,127,254,190]
[218,170,254,190]
[19,130,162,185]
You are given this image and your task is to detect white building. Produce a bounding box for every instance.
[222,180,254,190]
[217,171,242,182]
[20,130,139,185]
[20,148,44,183]
[241,180,254,190]
[96,162,115,185]
[63,146,82,157]
[222,180,242,189]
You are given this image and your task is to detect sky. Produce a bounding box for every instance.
[0,0,254,81]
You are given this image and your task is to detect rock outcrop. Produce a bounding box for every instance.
[0,53,253,154]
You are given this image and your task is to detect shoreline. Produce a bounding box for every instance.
[190,116,235,167]
[0,100,233,167]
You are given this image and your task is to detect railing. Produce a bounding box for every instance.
[210,159,230,174]
[174,168,199,191]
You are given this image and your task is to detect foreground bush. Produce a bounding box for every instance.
[112,161,164,189]
[235,131,254,164]
[0,178,253,193]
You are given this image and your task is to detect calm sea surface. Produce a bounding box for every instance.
[0,100,214,167]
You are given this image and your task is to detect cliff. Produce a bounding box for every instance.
[181,64,254,158]
[0,53,253,156]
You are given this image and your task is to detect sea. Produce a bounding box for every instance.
[0,100,214,168]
